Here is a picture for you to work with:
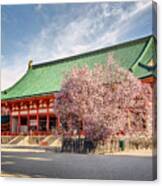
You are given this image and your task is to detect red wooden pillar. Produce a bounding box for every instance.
[9,105,13,134]
[18,105,21,134]
[27,105,30,132]
[46,101,50,131]
[36,102,39,131]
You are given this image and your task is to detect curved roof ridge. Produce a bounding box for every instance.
[33,34,154,69]
[131,37,155,72]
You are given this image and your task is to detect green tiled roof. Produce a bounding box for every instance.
[131,37,157,78]
[1,35,156,100]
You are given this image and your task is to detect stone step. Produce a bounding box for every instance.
[8,136,25,144]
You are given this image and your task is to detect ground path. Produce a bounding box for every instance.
[1,148,156,180]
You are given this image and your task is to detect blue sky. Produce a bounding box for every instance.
[1,1,156,90]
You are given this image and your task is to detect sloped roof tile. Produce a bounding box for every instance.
[1,35,156,100]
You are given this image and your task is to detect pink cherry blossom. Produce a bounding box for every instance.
[54,54,154,142]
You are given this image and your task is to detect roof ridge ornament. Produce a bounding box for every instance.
[28,60,33,69]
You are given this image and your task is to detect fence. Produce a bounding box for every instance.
[61,136,154,154]
[1,131,52,136]
[61,137,96,153]
[95,136,154,154]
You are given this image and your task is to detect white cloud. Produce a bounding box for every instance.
[130,0,152,18]
[35,4,43,12]
[1,1,153,90]
[1,54,29,90]
[1,65,27,91]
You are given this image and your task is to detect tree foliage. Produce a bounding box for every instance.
[54,55,153,142]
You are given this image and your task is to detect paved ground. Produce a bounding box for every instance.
[1,150,156,180]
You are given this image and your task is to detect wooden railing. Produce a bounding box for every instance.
[1,131,52,136]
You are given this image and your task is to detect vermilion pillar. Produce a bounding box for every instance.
[46,102,50,131]
[18,106,21,133]
[36,103,39,131]
[27,105,30,132]
[9,105,13,134]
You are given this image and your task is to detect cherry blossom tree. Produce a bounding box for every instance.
[54,55,153,143]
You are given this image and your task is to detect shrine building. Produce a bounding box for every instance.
[1,35,157,135]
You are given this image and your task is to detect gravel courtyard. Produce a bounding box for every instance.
[1,150,156,180]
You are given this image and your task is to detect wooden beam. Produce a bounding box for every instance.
[141,76,156,84]
[1,94,55,104]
